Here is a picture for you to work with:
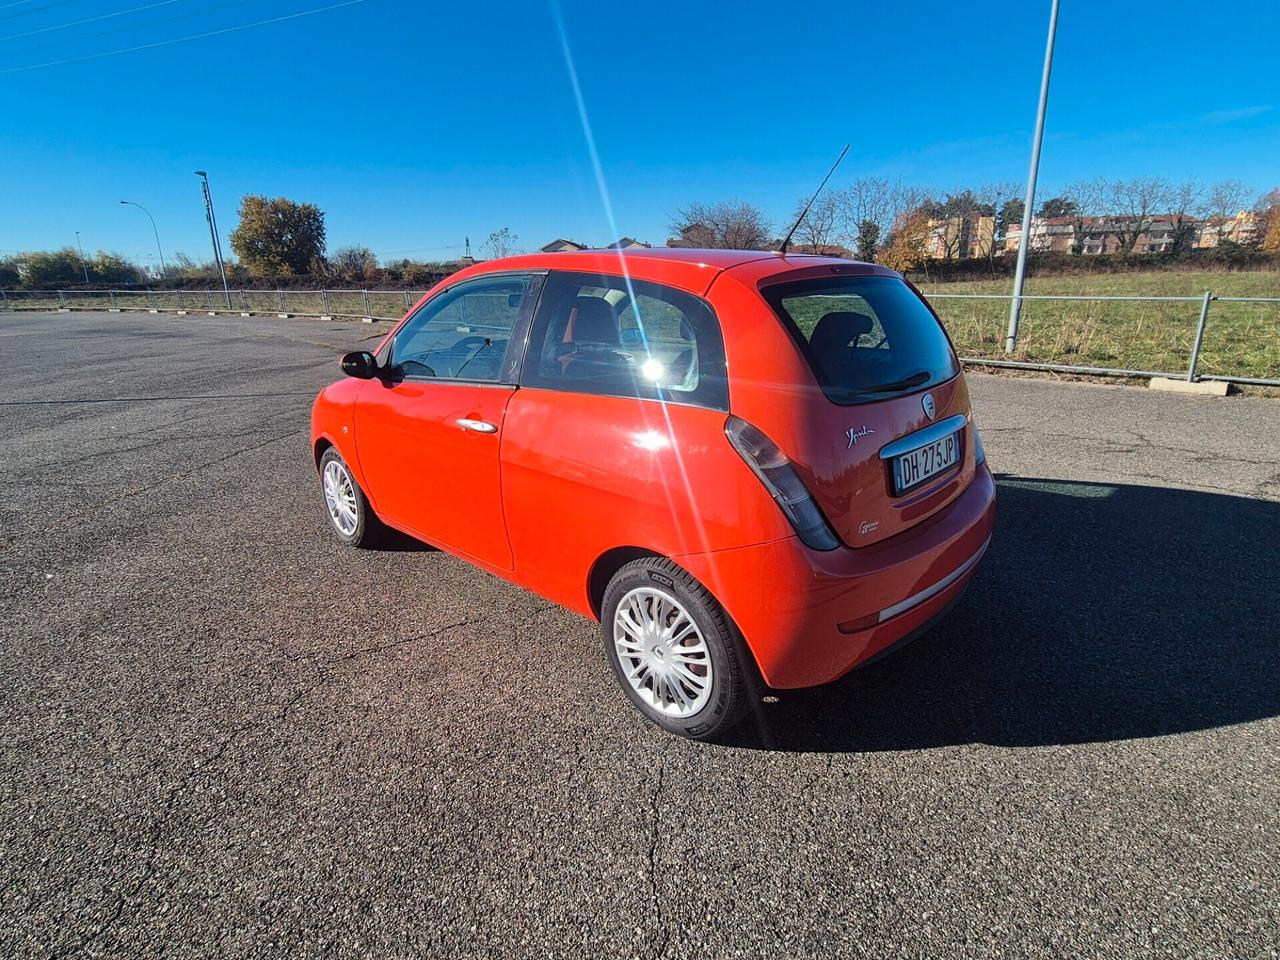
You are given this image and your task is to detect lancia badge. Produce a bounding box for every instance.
[922,393,936,420]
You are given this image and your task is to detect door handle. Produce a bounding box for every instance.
[456,418,498,434]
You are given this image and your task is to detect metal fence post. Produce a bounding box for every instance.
[109,290,117,309]
[3,289,9,309]
[207,290,214,311]
[403,290,411,311]
[362,290,371,317]
[57,290,66,307]
[176,289,183,310]
[240,290,249,312]
[1186,291,1213,382]
[148,290,156,309]
[322,289,330,315]
[278,289,286,312]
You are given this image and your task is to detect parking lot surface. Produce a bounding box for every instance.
[1,310,1277,959]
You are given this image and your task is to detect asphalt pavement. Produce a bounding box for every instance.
[1,310,1277,959]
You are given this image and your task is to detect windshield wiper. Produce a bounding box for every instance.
[865,370,931,393]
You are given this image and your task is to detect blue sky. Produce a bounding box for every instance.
[1,0,1277,265]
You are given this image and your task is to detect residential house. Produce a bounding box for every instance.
[605,237,652,250]
[1004,215,1201,256]
[539,238,590,253]
[1195,210,1258,248]
[923,214,996,260]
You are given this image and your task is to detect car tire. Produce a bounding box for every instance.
[319,447,384,548]
[601,556,755,740]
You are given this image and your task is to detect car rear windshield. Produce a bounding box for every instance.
[761,275,960,405]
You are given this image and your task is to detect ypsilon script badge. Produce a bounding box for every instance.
[846,425,874,448]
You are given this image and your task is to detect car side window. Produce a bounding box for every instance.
[520,272,728,411]
[390,275,532,382]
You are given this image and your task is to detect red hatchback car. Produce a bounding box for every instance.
[311,249,995,738]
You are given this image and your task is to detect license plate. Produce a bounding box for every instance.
[892,431,960,494]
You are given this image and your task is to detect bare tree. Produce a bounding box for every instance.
[330,245,378,281]
[1062,177,1107,253]
[975,181,1019,267]
[1164,181,1203,254]
[484,227,517,260]
[1102,178,1171,254]
[668,201,771,250]
[1201,179,1253,244]
[787,192,842,252]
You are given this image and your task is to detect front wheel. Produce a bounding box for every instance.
[319,447,384,548]
[601,557,754,740]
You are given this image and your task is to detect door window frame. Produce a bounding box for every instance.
[515,270,729,411]
[378,271,546,386]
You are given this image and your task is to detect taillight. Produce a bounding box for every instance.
[724,416,840,551]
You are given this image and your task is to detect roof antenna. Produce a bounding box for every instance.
[778,143,850,255]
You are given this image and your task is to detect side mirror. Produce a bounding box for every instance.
[341,350,379,379]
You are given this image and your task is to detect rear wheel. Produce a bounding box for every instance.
[601,557,753,740]
[319,447,384,548]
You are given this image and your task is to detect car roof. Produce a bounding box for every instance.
[442,248,872,296]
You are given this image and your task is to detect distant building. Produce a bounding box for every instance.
[605,237,651,250]
[1195,210,1258,248]
[1004,214,1202,256]
[923,214,996,260]
[540,238,589,253]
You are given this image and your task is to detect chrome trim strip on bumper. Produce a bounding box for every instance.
[876,534,991,623]
[877,413,969,460]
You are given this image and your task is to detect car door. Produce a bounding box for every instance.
[354,272,542,570]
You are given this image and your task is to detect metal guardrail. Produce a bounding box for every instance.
[3,286,1278,388]
[0,287,428,323]
[920,290,1280,388]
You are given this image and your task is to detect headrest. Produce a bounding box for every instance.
[570,297,617,345]
[811,311,874,354]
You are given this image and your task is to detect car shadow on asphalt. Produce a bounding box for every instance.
[723,475,1280,752]
[371,529,441,552]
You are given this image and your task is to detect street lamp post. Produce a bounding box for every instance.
[194,170,231,308]
[75,231,90,284]
[119,200,167,280]
[1005,0,1060,353]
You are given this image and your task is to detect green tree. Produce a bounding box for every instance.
[998,198,1025,233]
[229,195,326,277]
[88,252,142,284]
[20,248,84,286]
[855,220,880,261]
[1037,196,1078,218]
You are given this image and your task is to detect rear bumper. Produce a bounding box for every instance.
[674,464,996,689]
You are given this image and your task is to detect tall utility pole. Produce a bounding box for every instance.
[75,231,90,283]
[1005,0,1060,353]
[195,170,231,308]
[120,200,167,280]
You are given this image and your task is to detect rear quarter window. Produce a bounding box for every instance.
[761,275,959,405]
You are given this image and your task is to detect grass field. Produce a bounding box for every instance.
[4,269,1278,381]
[919,270,1280,380]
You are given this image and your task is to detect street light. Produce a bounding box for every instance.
[74,231,90,284]
[1005,0,1060,353]
[119,201,167,280]
[194,170,231,308]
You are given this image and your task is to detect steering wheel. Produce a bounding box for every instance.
[397,358,436,377]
